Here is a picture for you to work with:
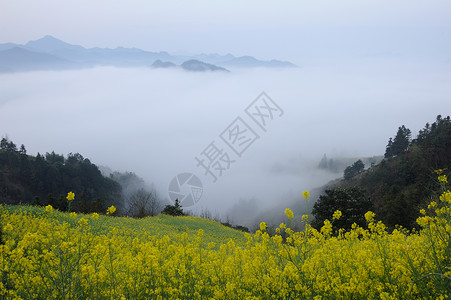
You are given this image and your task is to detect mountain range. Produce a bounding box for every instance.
[0,35,297,73]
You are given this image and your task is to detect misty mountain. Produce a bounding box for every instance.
[0,35,297,72]
[0,42,22,51]
[220,56,298,68]
[181,59,229,72]
[0,47,77,72]
[26,34,86,54]
[24,35,173,67]
[177,53,297,69]
[191,53,235,63]
[151,59,227,72]
[151,59,177,68]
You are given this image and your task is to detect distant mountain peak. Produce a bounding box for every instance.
[27,35,65,46]
[151,60,177,68]
[41,35,60,41]
[219,56,298,68]
[25,35,85,53]
[0,35,297,73]
[181,59,229,72]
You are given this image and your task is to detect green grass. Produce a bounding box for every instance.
[2,204,248,246]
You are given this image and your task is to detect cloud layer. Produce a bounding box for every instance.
[1,61,450,222]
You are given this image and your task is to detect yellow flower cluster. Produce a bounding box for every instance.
[66,191,75,201]
[284,208,294,219]
[438,175,448,183]
[0,185,450,299]
[332,210,342,220]
[106,205,116,215]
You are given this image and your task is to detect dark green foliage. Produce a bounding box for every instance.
[384,138,393,158]
[0,137,122,213]
[0,138,17,152]
[311,187,372,231]
[161,199,185,216]
[338,115,451,230]
[412,115,451,167]
[378,185,414,229]
[385,125,411,158]
[19,144,26,155]
[220,222,250,233]
[343,159,365,180]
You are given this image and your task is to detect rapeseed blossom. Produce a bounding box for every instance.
[45,205,53,212]
[284,208,294,219]
[66,191,75,201]
[302,190,310,200]
[332,210,342,220]
[364,211,375,223]
[1,180,449,299]
[107,205,116,215]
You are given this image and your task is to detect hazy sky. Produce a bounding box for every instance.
[1,0,451,63]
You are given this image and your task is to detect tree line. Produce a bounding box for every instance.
[312,115,451,231]
[0,138,122,213]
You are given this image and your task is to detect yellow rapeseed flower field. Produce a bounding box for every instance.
[1,185,450,299]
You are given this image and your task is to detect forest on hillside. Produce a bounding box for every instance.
[0,141,122,213]
[312,115,451,231]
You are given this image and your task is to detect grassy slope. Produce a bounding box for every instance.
[2,204,248,246]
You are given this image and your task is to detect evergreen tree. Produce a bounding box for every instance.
[385,125,411,158]
[384,138,393,158]
[392,125,411,156]
[311,187,372,231]
[344,160,365,180]
[318,154,328,169]
[162,199,184,216]
[19,144,27,155]
[0,138,8,150]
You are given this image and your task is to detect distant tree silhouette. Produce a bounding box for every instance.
[126,188,162,218]
[385,125,411,158]
[344,160,365,180]
[161,199,184,216]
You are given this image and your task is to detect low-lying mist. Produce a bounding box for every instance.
[1,59,449,227]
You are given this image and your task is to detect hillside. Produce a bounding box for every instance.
[1,186,449,298]
[2,204,248,245]
[0,139,122,212]
[324,115,451,229]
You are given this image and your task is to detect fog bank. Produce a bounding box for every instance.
[1,59,449,222]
